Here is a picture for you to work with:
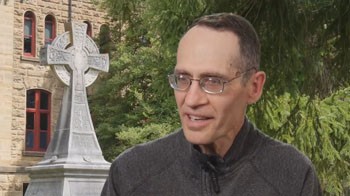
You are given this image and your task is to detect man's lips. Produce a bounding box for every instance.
[183,114,213,130]
[188,115,210,121]
[186,114,213,121]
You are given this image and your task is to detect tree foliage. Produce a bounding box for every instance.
[248,88,350,195]
[91,0,350,195]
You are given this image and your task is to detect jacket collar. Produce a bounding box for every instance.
[179,117,259,175]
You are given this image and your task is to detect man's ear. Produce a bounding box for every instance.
[247,71,266,104]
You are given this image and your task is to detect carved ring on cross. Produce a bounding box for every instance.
[48,31,101,87]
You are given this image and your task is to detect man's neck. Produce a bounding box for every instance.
[199,140,234,158]
[198,119,245,158]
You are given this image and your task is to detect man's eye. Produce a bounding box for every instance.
[177,75,189,82]
[205,77,223,85]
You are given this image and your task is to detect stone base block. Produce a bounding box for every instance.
[25,163,110,196]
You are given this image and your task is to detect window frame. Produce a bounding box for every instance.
[25,89,51,152]
[23,11,36,57]
[84,21,92,37]
[44,15,56,45]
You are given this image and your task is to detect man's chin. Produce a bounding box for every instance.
[183,129,211,145]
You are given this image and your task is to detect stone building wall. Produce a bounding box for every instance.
[0,0,14,167]
[0,0,109,194]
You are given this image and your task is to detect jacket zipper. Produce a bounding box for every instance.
[205,161,220,194]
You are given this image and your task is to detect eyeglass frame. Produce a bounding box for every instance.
[168,67,257,94]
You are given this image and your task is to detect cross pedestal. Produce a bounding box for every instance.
[25,22,110,196]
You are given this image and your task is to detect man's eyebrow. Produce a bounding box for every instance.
[174,69,229,79]
[174,69,190,75]
[200,72,227,78]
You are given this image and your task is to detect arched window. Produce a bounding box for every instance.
[26,89,51,152]
[44,15,56,45]
[84,21,92,37]
[24,11,36,57]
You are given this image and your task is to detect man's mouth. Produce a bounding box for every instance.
[188,115,211,121]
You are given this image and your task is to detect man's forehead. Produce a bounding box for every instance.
[180,25,238,42]
[177,26,240,58]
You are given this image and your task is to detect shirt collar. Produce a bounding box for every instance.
[185,117,259,173]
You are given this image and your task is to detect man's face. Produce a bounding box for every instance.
[175,26,251,150]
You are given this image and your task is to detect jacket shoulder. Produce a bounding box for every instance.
[116,130,180,166]
[109,130,183,194]
[251,134,318,195]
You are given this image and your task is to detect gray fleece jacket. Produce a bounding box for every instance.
[101,119,322,196]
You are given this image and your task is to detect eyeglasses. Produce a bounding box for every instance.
[168,68,256,94]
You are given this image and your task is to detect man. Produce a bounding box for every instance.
[101,13,322,196]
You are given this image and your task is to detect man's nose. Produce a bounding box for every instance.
[184,80,208,107]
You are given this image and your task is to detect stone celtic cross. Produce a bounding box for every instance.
[25,22,110,196]
[42,22,109,88]
[39,21,109,164]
